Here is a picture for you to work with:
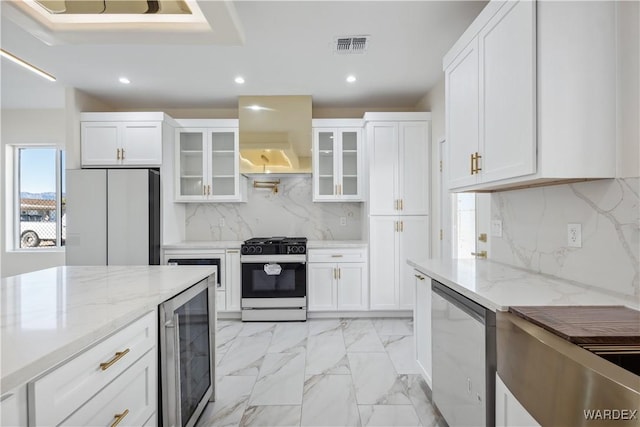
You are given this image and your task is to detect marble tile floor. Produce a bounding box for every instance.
[197,318,445,427]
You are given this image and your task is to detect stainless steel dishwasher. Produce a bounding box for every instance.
[432,280,496,427]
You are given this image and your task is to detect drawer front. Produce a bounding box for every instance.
[30,311,157,426]
[61,350,156,426]
[307,248,367,263]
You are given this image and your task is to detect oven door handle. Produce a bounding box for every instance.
[241,255,306,263]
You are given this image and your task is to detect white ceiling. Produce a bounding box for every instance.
[0,1,486,110]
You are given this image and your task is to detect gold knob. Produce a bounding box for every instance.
[100,348,130,371]
[110,409,129,427]
[478,233,487,242]
[471,251,487,259]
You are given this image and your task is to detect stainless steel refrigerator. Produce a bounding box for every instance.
[65,169,160,266]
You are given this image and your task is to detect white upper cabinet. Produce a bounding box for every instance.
[312,119,364,202]
[365,113,430,215]
[175,119,245,202]
[444,0,616,192]
[81,112,168,167]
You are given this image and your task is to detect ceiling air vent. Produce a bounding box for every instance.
[335,35,369,54]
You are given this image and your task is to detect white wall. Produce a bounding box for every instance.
[416,78,445,259]
[1,109,66,277]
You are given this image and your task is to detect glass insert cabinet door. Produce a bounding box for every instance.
[313,127,362,201]
[316,130,336,197]
[340,130,359,196]
[209,130,237,197]
[178,130,206,197]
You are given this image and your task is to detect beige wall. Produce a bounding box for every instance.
[1,109,67,278]
[617,1,640,178]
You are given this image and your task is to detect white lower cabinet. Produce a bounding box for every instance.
[308,248,368,311]
[369,216,429,310]
[1,386,27,427]
[413,271,432,388]
[28,311,157,426]
[225,249,241,312]
[496,374,540,427]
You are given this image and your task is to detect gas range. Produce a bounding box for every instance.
[241,237,307,256]
[240,236,308,322]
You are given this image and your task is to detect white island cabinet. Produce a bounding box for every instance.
[413,270,432,388]
[496,374,540,427]
[445,0,616,192]
[0,266,216,427]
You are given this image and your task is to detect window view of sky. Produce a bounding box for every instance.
[19,148,64,195]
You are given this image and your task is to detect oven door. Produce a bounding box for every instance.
[241,255,306,299]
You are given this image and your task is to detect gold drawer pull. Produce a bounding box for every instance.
[331,254,343,258]
[110,409,129,427]
[100,348,130,371]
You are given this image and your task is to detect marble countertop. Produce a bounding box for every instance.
[307,240,368,249]
[163,241,243,250]
[408,258,637,312]
[0,265,216,394]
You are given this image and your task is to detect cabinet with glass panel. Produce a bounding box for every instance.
[175,120,245,202]
[312,119,363,202]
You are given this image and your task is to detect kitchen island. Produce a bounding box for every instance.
[0,265,216,425]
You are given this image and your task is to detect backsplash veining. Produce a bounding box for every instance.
[185,176,362,241]
[491,178,639,298]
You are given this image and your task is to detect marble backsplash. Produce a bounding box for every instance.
[185,176,363,241]
[491,178,639,298]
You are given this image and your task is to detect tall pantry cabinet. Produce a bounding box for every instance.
[365,113,431,311]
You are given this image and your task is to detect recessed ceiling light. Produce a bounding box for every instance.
[346,75,357,83]
[235,76,245,84]
[119,76,130,84]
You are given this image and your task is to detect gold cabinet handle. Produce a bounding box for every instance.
[333,268,337,280]
[475,152,482,172]
[414,274,425,281]
[400,199,403,211]
[471,251,487,259]
[400,221,404,232]
[227,250,239,254]
[116,148,121,160]
[100,348,130,371]
[338,268,341,279]
[470,153,474,175]
[110,409,130,427]
[331,254,343,258]
[394,200,398,210]
[478,233,487,242]
[203,185,206,195]
[394,221,398,232]
[121,148,125,160]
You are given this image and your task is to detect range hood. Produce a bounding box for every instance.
[239,95,312,175]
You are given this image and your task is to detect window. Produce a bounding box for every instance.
[453,193,476,259]
[15,147,65,249]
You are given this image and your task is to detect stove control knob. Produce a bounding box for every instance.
[256,246,263,254]
[289,246,298,254]
[248,246,256,254]
[297,246,306,254]
[241,246,249,255]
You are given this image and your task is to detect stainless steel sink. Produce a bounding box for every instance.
[497,311,640,427]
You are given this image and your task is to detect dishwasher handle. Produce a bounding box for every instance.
[432,280,488,325]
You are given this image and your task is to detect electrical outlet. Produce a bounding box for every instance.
[219,218,225,227]
[340,217,347,226]
[491,220,503,238]
[568,223,582,248]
